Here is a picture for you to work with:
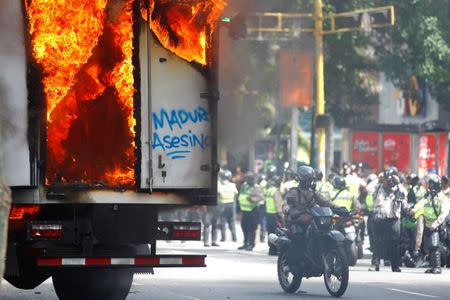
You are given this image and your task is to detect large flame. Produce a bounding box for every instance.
[26,0,136,186]
[25,0,224,187]
[145,0,226,65]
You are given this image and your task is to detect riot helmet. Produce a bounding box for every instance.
[266,164,277,179]
[297,165,316,190]
[408,173,419,187]
[272,175,282,187]
[245,172,255,186]
[315,168,324,181]
[427,174,441,197]
[333,176,347,190]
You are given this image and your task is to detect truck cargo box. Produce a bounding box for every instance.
[2,0,220,204]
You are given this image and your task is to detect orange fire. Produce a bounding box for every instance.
[26,0,136,186]
[26,0,224,187]
[145,0,226,65]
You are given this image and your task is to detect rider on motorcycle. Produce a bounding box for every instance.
[284,166,339,225]
[283,166,347,268]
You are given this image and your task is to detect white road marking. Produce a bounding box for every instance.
[388,288,439,298]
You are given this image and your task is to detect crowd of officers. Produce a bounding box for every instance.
[193,162,450,275]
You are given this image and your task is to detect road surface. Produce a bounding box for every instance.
[3,240,450,299]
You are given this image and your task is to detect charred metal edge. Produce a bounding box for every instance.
[132,0,142,191]
[22,0,44,189]
[207,20,220,206]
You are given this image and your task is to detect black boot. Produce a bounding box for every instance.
[425,249,442,274]
[246,231,256,251]
[369,257,380,271]
[238,232,248,250]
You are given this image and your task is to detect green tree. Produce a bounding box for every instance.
[293,0,450,123]
[369,0,450,109]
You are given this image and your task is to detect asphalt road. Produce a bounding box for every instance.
[3,240,450,300]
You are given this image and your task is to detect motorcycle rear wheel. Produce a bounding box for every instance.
[277,253,302,293]
[324,248,349,298]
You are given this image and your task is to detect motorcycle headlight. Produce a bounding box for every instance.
[318,216,331,227]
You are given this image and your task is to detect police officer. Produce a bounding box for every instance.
[218,169,238,242]
[265,175,283,255]
[330,176,361,213]
[238,172,264,251]
[316,169,333,200]
[413,175,450,274]
[283,166,342,266]
[370,167,407,272]
[407,174,427,205]
[201,204,221,247]
[401,173,426,260]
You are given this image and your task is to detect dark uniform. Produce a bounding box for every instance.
[283,166,338,266]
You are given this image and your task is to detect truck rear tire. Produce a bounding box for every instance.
[4,273,49,289]
[52,269,133,300]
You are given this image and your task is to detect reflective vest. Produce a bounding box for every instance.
[413,198,427,220]
[366,193,374,213]
[265,186,278,214]
[239,184,257,212]
[331,189,353,211]
[413,186,427,202]
[346,175,360,199]
[219,182,237,204]
[317,181,333,199]
[423,198,441,224]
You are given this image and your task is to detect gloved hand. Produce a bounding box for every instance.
[428,221,440,231]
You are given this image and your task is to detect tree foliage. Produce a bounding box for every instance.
[295,0,450,123]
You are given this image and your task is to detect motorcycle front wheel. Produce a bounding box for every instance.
[346,241,358,266]
[277,253,302,293]
[324,248,349,298]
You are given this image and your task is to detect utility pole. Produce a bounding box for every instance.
[290,108,299,169]
[314,0,326,175]
[244,3,395,174]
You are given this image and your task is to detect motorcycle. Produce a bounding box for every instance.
[333,213,358,266]
[269,206,349,297]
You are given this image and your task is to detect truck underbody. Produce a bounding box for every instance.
[5,203,204,299]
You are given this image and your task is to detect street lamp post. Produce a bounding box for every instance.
[243,3,395,174]
[314,0,326,175]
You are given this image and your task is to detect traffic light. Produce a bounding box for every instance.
[323,6,394,34]
[222,13,247,39]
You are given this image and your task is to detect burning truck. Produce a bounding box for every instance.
[1,0,224,298]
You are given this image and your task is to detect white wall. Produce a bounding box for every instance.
[378,73,439,125]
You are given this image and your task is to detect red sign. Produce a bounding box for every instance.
[382,133,410,173]
[280,51,313,108]
[439,133,447,176]
[352,131,379,172]
[418,133,437,178]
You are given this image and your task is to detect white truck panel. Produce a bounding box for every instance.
[140,28,212,189]
[0,1,32,187]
